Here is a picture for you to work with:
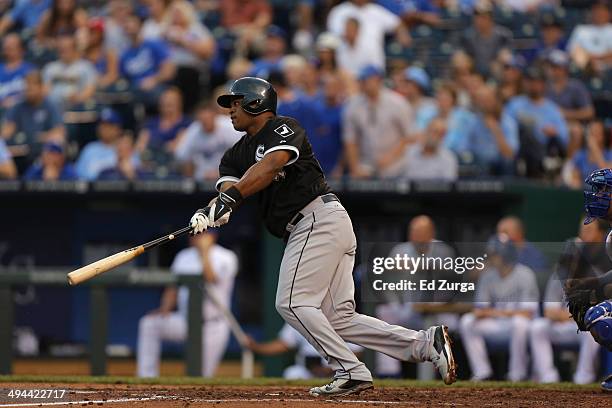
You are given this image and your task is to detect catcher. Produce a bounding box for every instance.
[565,168,612,392]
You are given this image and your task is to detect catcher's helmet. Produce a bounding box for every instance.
[217,77,277,115]
[584,168,612,225]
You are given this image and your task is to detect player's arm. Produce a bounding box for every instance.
[233,150,291,197]
[149,286,178,315]
[246,337,291,355]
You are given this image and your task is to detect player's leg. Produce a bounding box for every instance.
[275,205,374,388]
[529,317,559,383]
[137,312,187,377]
[201,319,231,377]
[459,313,496,380]
[508,315,530,381]
[315,203,455,384]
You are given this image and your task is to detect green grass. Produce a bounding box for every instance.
[0,376,600,390]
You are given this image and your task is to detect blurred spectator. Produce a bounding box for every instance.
[174,101,238,180]
[463,85,519,175]
[75,108,124,181]
[498,54,525,104]
[0,34,34,110]
[395,0,444,28]
[460,234,539,382]
[458,0,512,77]
[394,66,437,134]
[499,0,558,13]
[0,138,17,179]
[42,34,97,111]
[84,18,119,90]
[219,0,272,56]
[524,11,567,64]
[23,141,77,181]
[279,54,307,90]
[136,87,191,164]
[104,0,133,55]
[434,83,475,154]
[250,25,286,78]
[311,74,345,177]
[545,50,594,123]
[567,121,612,189]
[402,117,458,181]
[142,0,170,40]
[342,65,413,178]
[568,0,612,73]
[98,133,147,180]
[225,57,253,82]
[449,51,477,108]
[506,67,569,149]
[314,32,358,97]
[328,0,410,72]
[35,0,88,51]
[1,70,65,172]
[120,14,176,109]
[300,63,321,100]
[496,216,548,275]
[162,0,215,113]
[529,219,605,384]
[0,0,51,37]
[292,0,316,54]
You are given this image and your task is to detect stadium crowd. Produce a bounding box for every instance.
[0,0,610,185]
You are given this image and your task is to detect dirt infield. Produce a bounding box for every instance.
[0,383,608,407]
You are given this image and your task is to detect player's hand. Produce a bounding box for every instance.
[189,209,209,235]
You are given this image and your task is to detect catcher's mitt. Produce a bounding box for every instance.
[565,289,596,331]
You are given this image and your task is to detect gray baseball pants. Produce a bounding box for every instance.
[275,195,435,381]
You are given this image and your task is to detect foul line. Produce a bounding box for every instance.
[0,396,161,407]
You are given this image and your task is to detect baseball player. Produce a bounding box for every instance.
[188,77,456,396]
[137,231,238,377]
[573,167,612,391]
[459,234,539,382]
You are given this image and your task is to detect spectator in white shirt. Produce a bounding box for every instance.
[327,0,410,72]
[568,0,612,73]
[174,101,240,180]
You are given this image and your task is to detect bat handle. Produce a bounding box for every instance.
[142,226,193,250]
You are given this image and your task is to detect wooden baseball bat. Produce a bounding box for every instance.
[67,226,193,286]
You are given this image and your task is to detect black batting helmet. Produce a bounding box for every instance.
[217,77,277,115]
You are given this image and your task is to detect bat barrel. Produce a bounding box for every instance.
[67,246,145,285]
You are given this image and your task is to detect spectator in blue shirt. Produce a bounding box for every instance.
[524,12,567,65]
[250,25,287,78]
[0,0,51,37]
[311,74,345,177]
[1,70,65,171]
[76,108,124,181]
[0,34,34,110]
[0,139,17,179]
[465,85,519,175]
[568,121,612,189]
[136,87,191,166]
[434,83,476,157]
[505,67,569,149]
[98,133,150,181]
[120,13,176,108]
[24,142,77,181]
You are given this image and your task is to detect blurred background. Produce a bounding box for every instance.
[0,0,611,383]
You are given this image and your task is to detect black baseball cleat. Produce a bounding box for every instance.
[309,378,373,397]
[430,325,457,385]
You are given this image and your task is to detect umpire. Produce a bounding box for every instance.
[188,77,456,396]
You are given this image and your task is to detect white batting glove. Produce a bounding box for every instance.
[189,209,209,234]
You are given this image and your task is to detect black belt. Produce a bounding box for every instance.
[283,194,339,243]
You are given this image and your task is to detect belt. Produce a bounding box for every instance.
[283,193,339,243]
